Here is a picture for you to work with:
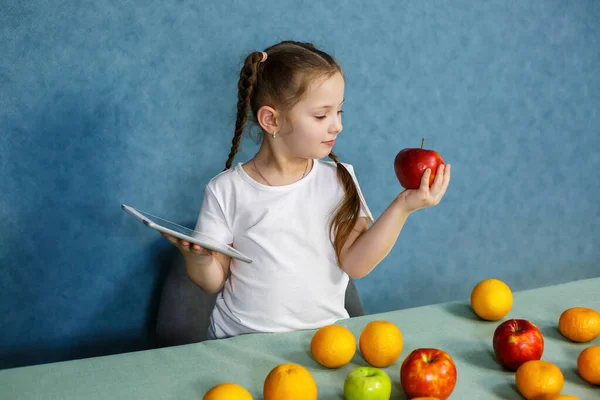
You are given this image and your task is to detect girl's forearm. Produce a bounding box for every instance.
[340,199,411,279]
[185,255,226,293]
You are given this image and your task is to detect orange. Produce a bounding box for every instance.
[470,278,513,321]
[535,396,580,400]
[515,360,564,400]
[410,398,440,400]
[577,345,600,385]
[310,324,356,368]
[359,320,403,367]
[558,307,600,343]
[203,383,253,400]
[263,363,317,400]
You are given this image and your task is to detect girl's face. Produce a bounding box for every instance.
[278,72,345,159]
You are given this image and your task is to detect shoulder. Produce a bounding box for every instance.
[205,165,244,197]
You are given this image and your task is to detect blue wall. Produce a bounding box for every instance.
[1,0,598,369]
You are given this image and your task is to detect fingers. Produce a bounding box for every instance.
[431,164,445,193]
[180,239,204,254]
[160,233,209,255]
[431,164,451,201]
[161,232,186,250]
[402,164,451,212]
[160,232,178,245]
[189,243,206,254]
[440,163,451,196]
[419,168,432,191]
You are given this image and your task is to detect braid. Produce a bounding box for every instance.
[224,52,264,170]
[328,151,340,164]
[328,151,362,262]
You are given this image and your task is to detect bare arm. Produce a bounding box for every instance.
[161,233,232,293]
[184,250,231,293]
[339,203,410,279]
[340,164,451,279]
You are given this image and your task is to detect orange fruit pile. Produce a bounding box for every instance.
[359,320,404,368]
[470,278,513,321]
[310,324,356,368]
[558,307,600,342]
[200,277,599,399]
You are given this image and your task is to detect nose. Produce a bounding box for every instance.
[330,117,343,135]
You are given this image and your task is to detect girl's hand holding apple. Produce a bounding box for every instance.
[393,138,451,213]
[395,163,451,213]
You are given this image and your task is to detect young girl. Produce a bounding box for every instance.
[162,40,451,340]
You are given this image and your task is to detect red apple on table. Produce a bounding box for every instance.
[493,319,544,371]
[394,138,444,189]
[400,348,457,400]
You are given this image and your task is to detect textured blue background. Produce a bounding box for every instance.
[1,0,598,369]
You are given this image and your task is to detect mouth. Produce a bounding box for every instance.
[323,140,336,146]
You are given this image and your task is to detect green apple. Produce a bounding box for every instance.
[344,366,392,400]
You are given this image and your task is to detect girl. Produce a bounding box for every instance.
[162,40,451,340]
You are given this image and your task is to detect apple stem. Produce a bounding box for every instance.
[513,319,521,332]
[421,138,424,149]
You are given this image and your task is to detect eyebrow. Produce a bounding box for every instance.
[312,99,345,110]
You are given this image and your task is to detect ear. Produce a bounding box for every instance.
[256,105,279,134]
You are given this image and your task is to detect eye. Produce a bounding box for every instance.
[315,115,327,120]
[338,110,344,115]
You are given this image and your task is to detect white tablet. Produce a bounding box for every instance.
[121,204,252,263]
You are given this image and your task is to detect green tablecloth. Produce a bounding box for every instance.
[2,278,599,399]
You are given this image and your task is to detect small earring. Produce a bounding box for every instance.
[271,131,277,139]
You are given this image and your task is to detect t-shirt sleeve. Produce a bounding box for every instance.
[345,164,375,226]
[194,184,233,245]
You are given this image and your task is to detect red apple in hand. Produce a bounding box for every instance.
[400,348,457,400]
[493,319,544,371]
[394,138,444,189]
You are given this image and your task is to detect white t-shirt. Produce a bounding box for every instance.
[194,159,374,339]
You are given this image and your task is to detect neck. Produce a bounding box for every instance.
[253,142,309,175]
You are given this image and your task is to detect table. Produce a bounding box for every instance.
[1,278,599,399]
